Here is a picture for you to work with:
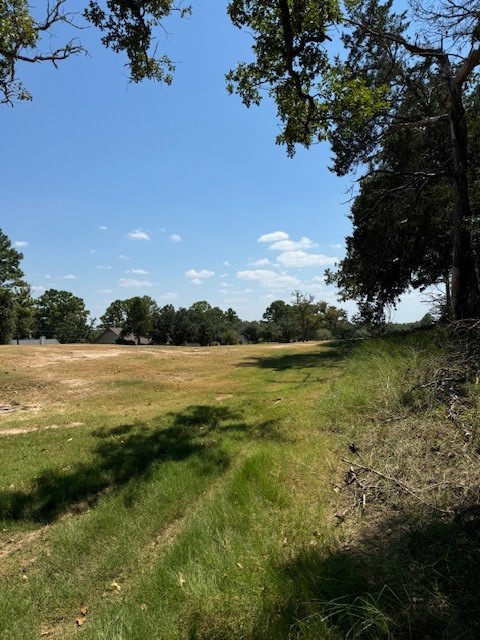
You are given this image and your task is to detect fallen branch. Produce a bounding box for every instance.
[341,458,453,516]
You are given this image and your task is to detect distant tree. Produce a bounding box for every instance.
[151,304,176,344]
[263,300,297,342]
[34,289,90,342]
[100,299,129,328]
[12,283,34,343]
[241,320,261,344]
[122,296,155,345]
[0,289,14,343]
[292,291,318,341]
[0,229,28,344]
[188,301,217,346]
[172,307,194,345]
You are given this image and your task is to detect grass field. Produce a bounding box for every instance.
[1,336,479,639]
[0,342,350,639]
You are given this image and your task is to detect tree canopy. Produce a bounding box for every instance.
[227,0,480,319]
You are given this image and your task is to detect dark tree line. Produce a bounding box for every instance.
[100,291,359,346]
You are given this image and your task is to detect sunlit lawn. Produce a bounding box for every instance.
[0,342,346,639]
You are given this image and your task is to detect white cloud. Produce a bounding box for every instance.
[90,249,98,254]
[118,254,130,260]
[276,251,337,268]
[249,258,270,266]
[97,289,113,294]
[220,273,229,278]
[160,292,178,300]
[98,225,109,231]
[119,278,153,287]
[190,279,203,285]
[126,268,149,275]
[257,231,289,243]
[170,234,181,242]
[127,229,150,241]
[44,275,52,279]
[97,265,112,270]
[330,243,343,249]
[185,269,215,279]
[15,241,28,247]
[223,261,230,267]
[236,269,300,288]
[269,237,317,251]
[32,285,45,293]
[62,274,77,280]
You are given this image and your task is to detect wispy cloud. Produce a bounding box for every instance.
[97,265,112,270]
[223,261,230,267]
[190,279,203,285]
[118,254,130,260]
[32,285,46,293]
[276,251,337,268]
[185,269,215,280]
[160,292,178,300]
[257,231,289,243]
[90,249,98,254]
[127,229,150,241]
[330,243,342,249]
[119,278,153,287]
[236,269,300,288]
[62,274,77,280]
[15,241,28,247]
[98,225,109,231]
[170,234,181,242]
[97,289,113,294]
[126,268,149,275]
[249,258,270,266]
[269,237,317,251]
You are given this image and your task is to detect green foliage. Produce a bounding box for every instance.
[83,0,191,84]
[122,295,157,344]
[0,228,24,287]
[0,228,28,343]
[0,0,37,102]
[33,289,90,342]
[100,298,129,328]
[0,0,190,104]
[0,287,14,343]
[226,0,387,156]
[261,293,353,342]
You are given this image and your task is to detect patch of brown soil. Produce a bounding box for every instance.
[0,527,49,561]
[0,421,84,436]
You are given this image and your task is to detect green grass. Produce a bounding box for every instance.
[0,335,478,639]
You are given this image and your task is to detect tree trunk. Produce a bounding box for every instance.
[448,75,480,319]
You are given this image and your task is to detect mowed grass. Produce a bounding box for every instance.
[0,342,348,639]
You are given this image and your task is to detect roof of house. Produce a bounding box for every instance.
[99,327,150,345]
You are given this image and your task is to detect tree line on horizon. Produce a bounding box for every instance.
[0,227,364,344]
[0,228,435,345]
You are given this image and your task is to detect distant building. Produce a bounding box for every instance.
[10,337,59,346]
[95,327,150,345]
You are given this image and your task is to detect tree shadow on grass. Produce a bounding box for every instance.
[0,405,283,524]
[238,341,357,373]
[208,514,479,640]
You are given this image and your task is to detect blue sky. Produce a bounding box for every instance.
[1,3,430,323]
